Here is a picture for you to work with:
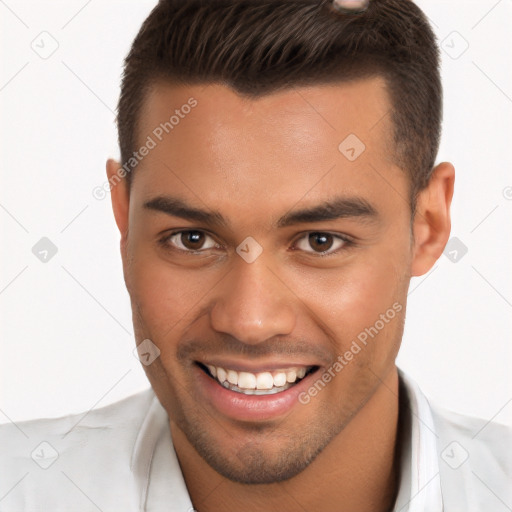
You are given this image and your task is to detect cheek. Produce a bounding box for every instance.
[125,243,212,338]
[288,247,407,350]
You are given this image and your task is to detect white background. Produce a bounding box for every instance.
[1,0,511,427]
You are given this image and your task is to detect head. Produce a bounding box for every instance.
[107,0,454,485]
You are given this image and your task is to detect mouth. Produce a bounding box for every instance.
[192,359,323,422]
[197,362,318,395]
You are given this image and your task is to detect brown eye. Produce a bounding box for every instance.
[180,231,205,250]
[294,232,349,255]
[164,230,218,252]
[309,233,333,252]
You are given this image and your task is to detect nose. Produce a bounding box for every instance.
[209,254,296,345]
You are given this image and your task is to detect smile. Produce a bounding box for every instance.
[198,363,318,395]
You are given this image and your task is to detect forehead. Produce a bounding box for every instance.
[139,76,393,151]
[133,78,406,224]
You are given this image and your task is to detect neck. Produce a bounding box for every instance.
[172,367,401,512]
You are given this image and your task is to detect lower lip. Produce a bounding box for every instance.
[194,364,319,422]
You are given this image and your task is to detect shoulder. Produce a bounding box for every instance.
[429,399,512,510]
[0,386,155,444]
[0,387,157,510]
[430,399,512,466]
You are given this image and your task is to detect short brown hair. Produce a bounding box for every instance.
[117,0,442,210]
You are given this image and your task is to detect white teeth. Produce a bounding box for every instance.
[216,367,227,383]
[256,372,274,390]
[286,370,297,383]
[227,370,238,385]
[272,372,287,387]
[238,372,257,389]
[204,364,312,394]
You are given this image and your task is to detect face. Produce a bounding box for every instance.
[109,77,444,484]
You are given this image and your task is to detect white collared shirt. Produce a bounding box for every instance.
[1,369,511,511]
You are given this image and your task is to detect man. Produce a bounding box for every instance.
[1,0,510,510]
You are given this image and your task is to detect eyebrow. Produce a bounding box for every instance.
[142,195,380,229]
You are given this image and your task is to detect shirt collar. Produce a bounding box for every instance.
[132,368,444,512]
[393,367,444,512]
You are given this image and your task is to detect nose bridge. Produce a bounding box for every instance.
[210,254,296,344]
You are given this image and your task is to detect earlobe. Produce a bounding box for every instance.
[106,158,130,247]
[410,162,455,277]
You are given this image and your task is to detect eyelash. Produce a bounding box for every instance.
[158,230,355,257]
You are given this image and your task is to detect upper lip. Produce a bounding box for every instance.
[196,358,320,373]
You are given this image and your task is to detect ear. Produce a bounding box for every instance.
[410,162,455,276]
[106,158,130,260]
